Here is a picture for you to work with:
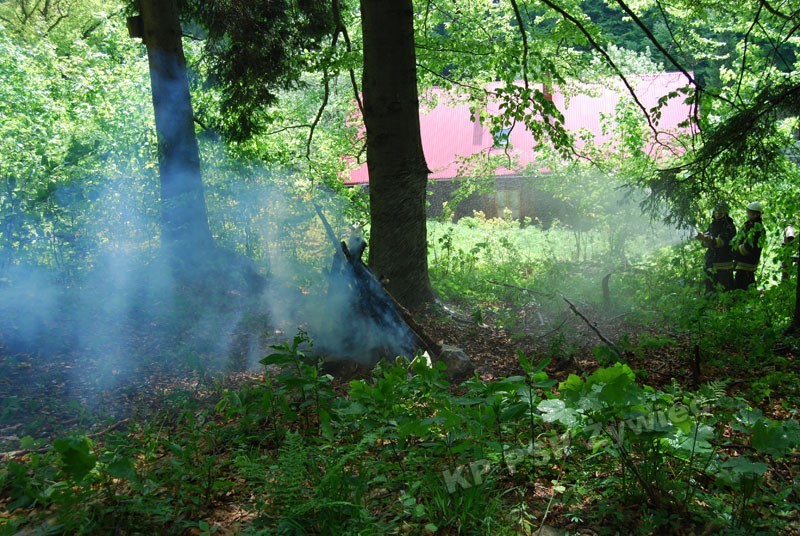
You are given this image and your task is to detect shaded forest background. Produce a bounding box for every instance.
[2,0,800,534]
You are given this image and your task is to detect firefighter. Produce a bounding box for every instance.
[696,201,736,292]
[732,201,766,290]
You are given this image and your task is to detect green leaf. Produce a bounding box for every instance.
[592,345,619,366]
[721,457,768,476]
[559,374,586,401]
[669,424,715,453]
[732,407,764,432]
[259,352,293,366]
[538,399,578,426]
[106,456,138,481]
[53,435,97,482]
[530,371,556,390]
[518,351,533,374]
[500,402,529,422]
[751,418,800,458]
[318,408,334,441]
[335,401,368,416]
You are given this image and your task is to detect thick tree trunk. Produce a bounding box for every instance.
[138,0,214,264]
[794,238,800,330]
[359,0,434,309]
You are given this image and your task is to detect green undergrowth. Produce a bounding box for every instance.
[4,220,800,534]
[429,216,800,411]
[2,333,799,535]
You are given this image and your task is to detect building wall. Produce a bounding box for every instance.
[356,175,570,227]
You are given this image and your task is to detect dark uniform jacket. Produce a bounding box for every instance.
[704,215,736,270]
[732,217,765,271]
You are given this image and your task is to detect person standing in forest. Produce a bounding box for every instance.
[696,201,736,292]
[732,201,766,290]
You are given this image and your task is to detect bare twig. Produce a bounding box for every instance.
[536,317,569,340]
[1,419,130,461]
[332,0,362,116]
[509,0,530,92]
[562,296,621,355]
[537,0,662,141]
[487,279,555,298]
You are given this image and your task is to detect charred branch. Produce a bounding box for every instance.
[314,205,441,363]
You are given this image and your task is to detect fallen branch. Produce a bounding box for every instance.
[314,204,347,262]
[536,317,569,340]
[383,289,442,360]
[562,297,622,356]
[0,418,130,461]
[487,279,555,297]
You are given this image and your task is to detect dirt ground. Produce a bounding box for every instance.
[0,298,701,455]
[2,297,799,534]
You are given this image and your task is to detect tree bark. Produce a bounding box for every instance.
[359,0,434,309]
[138,0,214,265]
[793,237,800,332]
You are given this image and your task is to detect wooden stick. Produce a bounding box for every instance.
[536,317,569,340]
[0,418,130,461]
[487,279,554,297]
[387,293,442,360]
[314,204,349,261]
[562,297,621,356]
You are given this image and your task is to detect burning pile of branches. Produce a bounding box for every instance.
[313,205,441,367]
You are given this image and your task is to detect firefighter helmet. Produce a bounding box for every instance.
[746,201,764,213]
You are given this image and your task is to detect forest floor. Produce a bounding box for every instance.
[4,291,796,450]
[2,298,799,533]
[0,299,699,452]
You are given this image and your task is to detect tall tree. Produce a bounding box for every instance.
[360,0,434,309]
[134,0,214,267]
[183,0,336,142]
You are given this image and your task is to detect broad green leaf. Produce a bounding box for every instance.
[319,408,334,441]
[668,424,715,453]
[538,399,579,426]
[54,435,97,482]
[751,418,800,458]
[721,457,768,476]
[500,402,529,422]
[559,374,586,401]
[106,457,138,481]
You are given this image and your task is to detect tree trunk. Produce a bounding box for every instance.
[794,237,800,329]
[138,0,214,265]
[360,0,434,309]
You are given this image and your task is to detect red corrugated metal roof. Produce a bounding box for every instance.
[347,72,693,184]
